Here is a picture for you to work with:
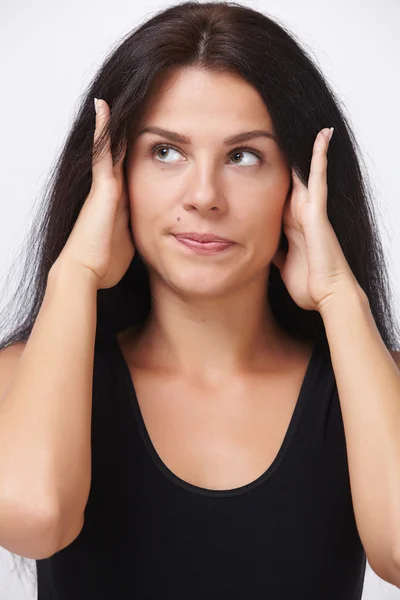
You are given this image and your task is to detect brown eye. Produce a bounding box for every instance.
[230,150,258,165]
[228,149,263,166]
[149,143,183,162]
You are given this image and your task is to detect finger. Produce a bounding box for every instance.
[92,98,114,182]
[308,128,333,207]
[309,128,332,181]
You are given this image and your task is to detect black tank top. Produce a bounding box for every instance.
[36,330,366,599]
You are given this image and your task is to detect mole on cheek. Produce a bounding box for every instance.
[177,217,181,221]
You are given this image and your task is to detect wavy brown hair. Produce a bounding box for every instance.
[2,0,399,588]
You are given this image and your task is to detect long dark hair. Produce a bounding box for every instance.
[3,0,399,585]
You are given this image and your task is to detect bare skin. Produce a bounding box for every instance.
[117,328,314,491]
[117,66,315,491]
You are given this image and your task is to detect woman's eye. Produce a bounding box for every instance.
[229,150,261,166]
[149,143,263,166]
[152,145,183,163]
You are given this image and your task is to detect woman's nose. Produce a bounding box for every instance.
[181,169,228,215]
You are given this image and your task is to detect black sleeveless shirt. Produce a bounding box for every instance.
[36,331,366,599]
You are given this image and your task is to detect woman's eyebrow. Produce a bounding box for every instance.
[136,125,278,145]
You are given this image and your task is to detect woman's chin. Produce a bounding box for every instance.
[164,272,236,299]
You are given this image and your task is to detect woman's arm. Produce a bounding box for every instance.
[320,284,400,588]
[0,263,97,559]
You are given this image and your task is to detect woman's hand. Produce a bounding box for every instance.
[51,98,135,290]
[271,128,362,312]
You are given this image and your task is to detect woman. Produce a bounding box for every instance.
[0,1,399,598]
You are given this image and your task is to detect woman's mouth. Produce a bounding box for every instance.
[172,235,235,255]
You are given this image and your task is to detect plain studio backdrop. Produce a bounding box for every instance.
[0,0,399,598]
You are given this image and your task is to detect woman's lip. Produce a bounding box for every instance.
[174,233,234,243]
[172,235,235,254]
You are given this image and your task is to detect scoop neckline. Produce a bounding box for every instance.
[111,333,321,498]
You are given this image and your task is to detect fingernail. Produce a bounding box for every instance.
[327,127,334,142]
[94,97,101,114]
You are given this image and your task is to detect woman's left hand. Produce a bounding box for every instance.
[271,128,362,313]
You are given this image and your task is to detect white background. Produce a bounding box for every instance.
[0,0,399,597]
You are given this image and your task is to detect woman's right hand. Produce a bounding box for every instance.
[51,98,135,290]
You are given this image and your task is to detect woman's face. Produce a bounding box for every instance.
[125,67,291,297]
